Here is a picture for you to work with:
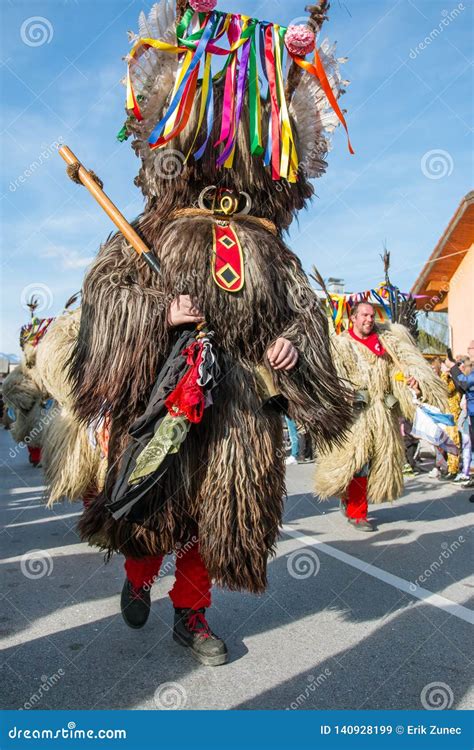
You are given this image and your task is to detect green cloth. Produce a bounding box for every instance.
[129,414,190,484]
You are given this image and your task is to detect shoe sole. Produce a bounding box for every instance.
[347,521,375,532]
[173,632,228,666]
[121,609,149,629]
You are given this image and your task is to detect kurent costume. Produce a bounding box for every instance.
[2,317,53,467]
[314,322,447,525]
[42,0,354,663]
[35,309,105,504]
[440,370,461,477]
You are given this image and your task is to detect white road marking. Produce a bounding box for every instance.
[3,512,81,529]
[5,486,46,495]
[282,526,474,625]
[1,543,87,563]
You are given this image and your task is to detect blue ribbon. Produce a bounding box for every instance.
[148,12,217,146]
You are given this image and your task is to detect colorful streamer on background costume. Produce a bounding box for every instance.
[326,285,417,334]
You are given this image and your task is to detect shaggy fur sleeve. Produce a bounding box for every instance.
[384,323,448,419]
[36,310,81,409]
[268,265,353,450]
[69,229,170,425]
[2,366,44,413]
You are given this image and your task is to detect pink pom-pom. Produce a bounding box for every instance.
[189,0,218,12]
[284,25,316,57]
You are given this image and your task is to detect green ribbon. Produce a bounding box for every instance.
[129,414,190,484]
[249,27,264,156]
[116,124,129,142]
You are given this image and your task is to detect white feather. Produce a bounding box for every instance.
[290,38,349,179]
[129,0,178,134]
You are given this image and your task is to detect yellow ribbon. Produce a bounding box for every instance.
[274,26,298,182]
[185,50,212,161]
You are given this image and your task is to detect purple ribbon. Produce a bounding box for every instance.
[217,36,251,166]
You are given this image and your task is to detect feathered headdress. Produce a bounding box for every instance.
[120,0,352,183]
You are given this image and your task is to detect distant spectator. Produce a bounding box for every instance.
[431,356,442,377]
[285,417,299,465]
[439,361,462,480]
[401,417,421,475]
[445,354,474,488]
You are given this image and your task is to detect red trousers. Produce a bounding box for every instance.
[124,541,212,610]
[28,446,41,464]
[344,476,369,520]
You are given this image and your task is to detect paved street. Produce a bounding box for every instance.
[1,426,472,711]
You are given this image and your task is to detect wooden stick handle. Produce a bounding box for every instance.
[58,145,160,273]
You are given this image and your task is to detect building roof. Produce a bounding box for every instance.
[411,191,474,311]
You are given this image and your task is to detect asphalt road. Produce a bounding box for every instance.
[1,427,472,711]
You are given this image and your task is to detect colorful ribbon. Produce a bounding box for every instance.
[125,9,354,180]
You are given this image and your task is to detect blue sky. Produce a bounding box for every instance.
[1,0,472,355]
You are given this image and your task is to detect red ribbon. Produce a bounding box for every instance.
[292,47,354,155]
[165,341,206,423]
[149,66,199,149]
[264,25,281,180]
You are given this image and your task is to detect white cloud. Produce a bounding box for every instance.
[39,243,94,270]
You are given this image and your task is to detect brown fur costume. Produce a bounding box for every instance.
[314,323,448,504]
[51,1,354,593]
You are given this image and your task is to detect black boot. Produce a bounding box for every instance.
[120,578,151,629]
[173,608,228,666]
